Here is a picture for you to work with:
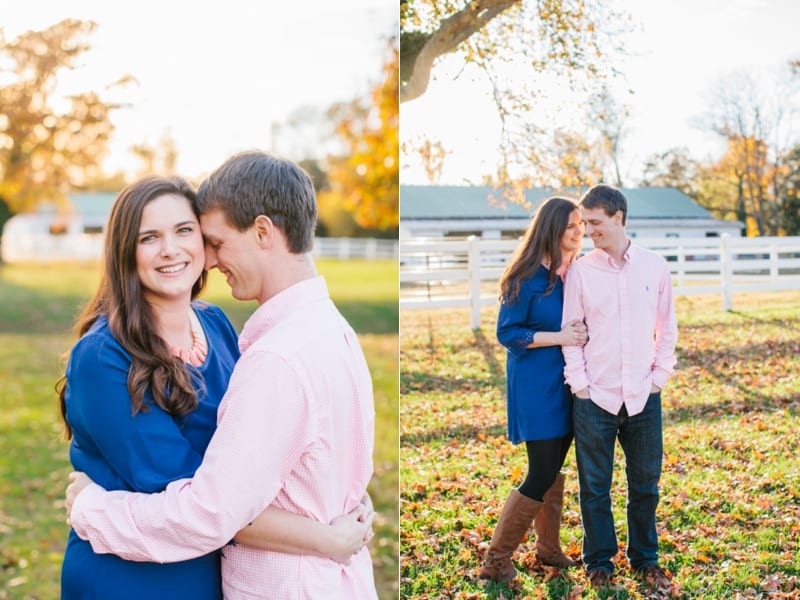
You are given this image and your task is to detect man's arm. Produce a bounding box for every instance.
[651,264,678,388]
[561,268,590,397]
[69,350,315,562]
[65,473,374,564]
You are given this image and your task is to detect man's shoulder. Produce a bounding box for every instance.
[244,301,342,355]
[572,249,604,271]
[630,243,670,267]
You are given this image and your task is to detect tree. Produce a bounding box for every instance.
[0,20,124,214]
[401,136,450,183]
[130,132,179,179]
[640,148,698,196]
[400,0,628,198]
[590,84,630,187]
[782,146,800,235]
[400,0,624,103]
[696,70,799,235]
[327,38,398,231]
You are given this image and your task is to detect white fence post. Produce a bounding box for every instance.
[676,244,686,288]
[338,238,350,260]
[770,243,779,283]
[720,233,733,311]
[468,236,482,329]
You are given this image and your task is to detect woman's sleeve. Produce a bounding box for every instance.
[496,282,535,358]
[67,333,204,493]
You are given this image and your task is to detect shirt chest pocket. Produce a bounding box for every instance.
[629,277,660,313]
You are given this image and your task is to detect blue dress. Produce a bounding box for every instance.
[496,265,573,444]
[61,302,240,600]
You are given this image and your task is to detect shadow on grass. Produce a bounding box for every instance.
[678,310,800,331]
[473,327,504,381]
[669,336,800,423]
[401,369,502,394]
[0,278,86,334]
[401,422,506,446]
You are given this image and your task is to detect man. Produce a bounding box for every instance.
[66,151,378,599]
[561,184,678,593]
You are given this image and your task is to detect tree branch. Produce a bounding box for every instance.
[400,0,520,103]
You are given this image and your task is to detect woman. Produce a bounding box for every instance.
[479,196,587,583]
[57,176,367,599]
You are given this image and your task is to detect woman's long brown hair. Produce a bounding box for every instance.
[56,176,207,439]
[498,196,579,304]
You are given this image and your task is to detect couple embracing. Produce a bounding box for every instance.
[479,184,678,594]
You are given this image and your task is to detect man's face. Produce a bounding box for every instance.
[582,206,624,250]
[200,208,265,303]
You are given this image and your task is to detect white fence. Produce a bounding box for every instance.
[0,234,397,263]
[400,234,800,328]
[311,237,397,260]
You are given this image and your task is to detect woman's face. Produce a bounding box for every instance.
[135,193,205,305]
[560,208,585,256]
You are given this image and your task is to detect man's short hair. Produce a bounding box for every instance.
[197,151,317,253]
[580,184,628,226]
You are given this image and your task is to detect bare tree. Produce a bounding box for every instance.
[697,69,799,235]
[400,0,630,199]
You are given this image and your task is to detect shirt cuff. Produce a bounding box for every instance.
[566,377,590,396]
[505,330,534,358]
[651,368,671,389]
[70,482,106,542]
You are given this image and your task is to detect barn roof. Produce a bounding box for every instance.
[399,185,712,220]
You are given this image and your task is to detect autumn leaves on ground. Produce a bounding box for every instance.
[400,291,800,599]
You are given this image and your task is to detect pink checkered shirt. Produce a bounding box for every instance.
[562,242,678,416]
[71,276,378,599]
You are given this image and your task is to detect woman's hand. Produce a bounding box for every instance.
[561,319,588,346]
[327,497,376,564]
[65,471,94,525]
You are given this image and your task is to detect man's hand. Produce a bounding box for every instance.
[65,471,93,525]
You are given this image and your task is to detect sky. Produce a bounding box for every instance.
[3,0,397,179]
[400,0,800,187]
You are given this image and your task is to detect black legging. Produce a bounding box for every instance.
[517,433,573,502]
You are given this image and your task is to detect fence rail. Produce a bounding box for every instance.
[400,234,800,328]
[0,234,398,263]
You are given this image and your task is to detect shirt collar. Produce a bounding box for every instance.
[238,276,329,352]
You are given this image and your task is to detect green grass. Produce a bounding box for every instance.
[0,259,398,600]
[400,291,800,599]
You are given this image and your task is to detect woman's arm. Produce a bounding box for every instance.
[527,319,587,349]
[233,501,374,564]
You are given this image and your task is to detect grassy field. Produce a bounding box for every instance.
[0,259,398,600]
[400,291,800,599]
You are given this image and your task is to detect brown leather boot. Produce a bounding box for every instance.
[534,473,579,568]
[479,489,543,582]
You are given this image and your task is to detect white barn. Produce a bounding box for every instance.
[399,185,743,240]
[1,192,116,263]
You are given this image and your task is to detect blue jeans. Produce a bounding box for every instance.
[573,393,663,573]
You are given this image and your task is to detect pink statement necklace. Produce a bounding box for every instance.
[170,310,208,367]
